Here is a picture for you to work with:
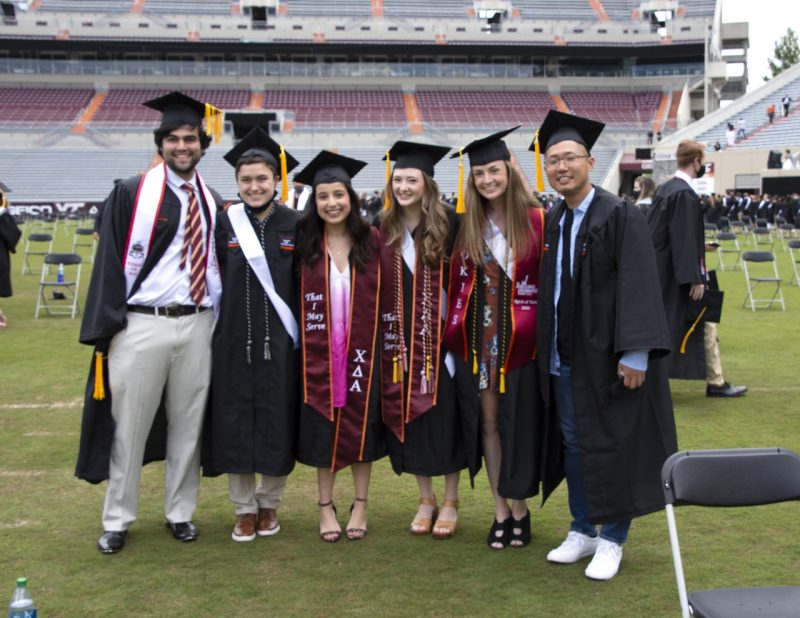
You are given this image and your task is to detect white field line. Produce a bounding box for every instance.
[0,399,82,410]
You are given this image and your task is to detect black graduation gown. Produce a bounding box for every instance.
[537,187,677,523]
[296,254,386,469]
[75,175,221,483]
[648,176,706,380]
[451,252,544,500]
[202,204,300,477]
[0,209,21,298]
[384,207,468,477]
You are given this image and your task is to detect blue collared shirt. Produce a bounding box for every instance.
[550,188,648,375]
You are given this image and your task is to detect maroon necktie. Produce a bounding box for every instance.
[180,183,206,305]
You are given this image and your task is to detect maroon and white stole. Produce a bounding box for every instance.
[379,228,444,443]
[443,207,544,391]
[300,230,380,472]
[122,162,221,309]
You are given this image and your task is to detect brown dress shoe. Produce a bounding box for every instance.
[232,513,257,542]
[257,508,280,537]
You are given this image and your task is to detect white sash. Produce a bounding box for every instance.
[227,202,300,348]
[122,163,222,312]
[484,216,514,280]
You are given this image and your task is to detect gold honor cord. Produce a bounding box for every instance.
[680,306,707,354]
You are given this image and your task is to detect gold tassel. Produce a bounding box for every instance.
[472,348,478,375]
[392,355,399,383]
[680,307,706,354]
[204,103,223,144]
[533,130,545,193]
[92,351,106,400]
[456,148,465,214]
[215,110,223,144]
[279,145,289,202]
[499,367,506,394]
[384,149,391,210]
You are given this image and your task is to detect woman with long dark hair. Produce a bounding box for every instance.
[295,151,384,542]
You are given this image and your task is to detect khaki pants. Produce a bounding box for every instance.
[704,322,725,387]
[228,474,288,515]
[102,310,213,531]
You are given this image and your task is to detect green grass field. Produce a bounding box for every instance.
[1,219,799,617]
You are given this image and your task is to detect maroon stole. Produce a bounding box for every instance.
[443,208,544,388]
[300,229,380,472]
[378,232,444,443]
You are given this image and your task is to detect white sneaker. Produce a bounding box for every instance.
[584,539,623,580]
[546,531,599,564]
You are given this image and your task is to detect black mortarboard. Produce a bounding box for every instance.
[0,181,10,194]
[226,111,277,140]
[293,151,366,188]
[452,126,520,167]
[0,181,9,208]
[530,110,605,153]
[143,91,208,127]
[383,141,450,178]
[223,126,299,172]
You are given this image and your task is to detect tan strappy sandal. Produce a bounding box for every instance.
[410,495,438,535]
[432,498,459,540]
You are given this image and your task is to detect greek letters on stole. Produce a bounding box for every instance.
[378,231,444,443]
[443,208,544,374]
[300,230,380,472]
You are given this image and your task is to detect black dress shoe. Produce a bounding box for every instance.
[706,382,748,397]
[166,521,199,542]
[97,530,127,554]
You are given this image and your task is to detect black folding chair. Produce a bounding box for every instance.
[35,253,82,318]
[662,448,800,618]
[742,251,784,311]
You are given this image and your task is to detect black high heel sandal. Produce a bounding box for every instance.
[510,510,531,548]
[346,497,368,541]
[318,500,341,543]
[487,517,512,549]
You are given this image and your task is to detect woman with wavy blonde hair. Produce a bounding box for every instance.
[378,141,466,540]
[444,127,545,550]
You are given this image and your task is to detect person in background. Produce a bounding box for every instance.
[535,110,675,581]
[444,128,548,550]
[287,175,312,211]
[782,94,792,117]
[632,175,656,215]
[767,103,776,124]
[0,182,21,329]
[378,141,466,540]
[76,92,224,554]
[203,128,301,543]
[294,151,384,542]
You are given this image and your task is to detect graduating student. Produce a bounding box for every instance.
[443,128,546,549]
[379,141,466,540]
[203,127,301,543]
[0,182,21,328]
[295,151,384,542]
[76,92,224,554]
[533,111,675,580]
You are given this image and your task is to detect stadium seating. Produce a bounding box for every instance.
[682,0,717,18]
[415,90,554,129]
[143,0,232,15]
[561,90,661,127]
[696,73,800,149]
[382,0,472,19]
[0,88,94,125]
[263,89,407,129]
[282,0,372,17]
[38,0,132,13]
[92,88,250,126]
[509,0,597,21]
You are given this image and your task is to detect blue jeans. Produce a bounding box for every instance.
[551,364,631,545]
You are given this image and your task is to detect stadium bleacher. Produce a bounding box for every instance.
[282,0,372,18]
[0,87,94,125]
[415,90,554,129]
[382,0,470,19]
[38,0,133,13]
[143,0,232,15]
[510,0,597,21]
[263,89,407,129]
[561,90,661,127]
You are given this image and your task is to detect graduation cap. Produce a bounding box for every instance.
[680,288,724,354]
[383,141,450,210]
[143,91,223,144]
[449,126,520,213]
[226,111,277,140]
[223,127,299,203]
[528,110,606,193]
[293,150,366,188]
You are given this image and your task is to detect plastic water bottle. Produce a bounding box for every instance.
[57,262,64,283]
[8,577,36,618]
